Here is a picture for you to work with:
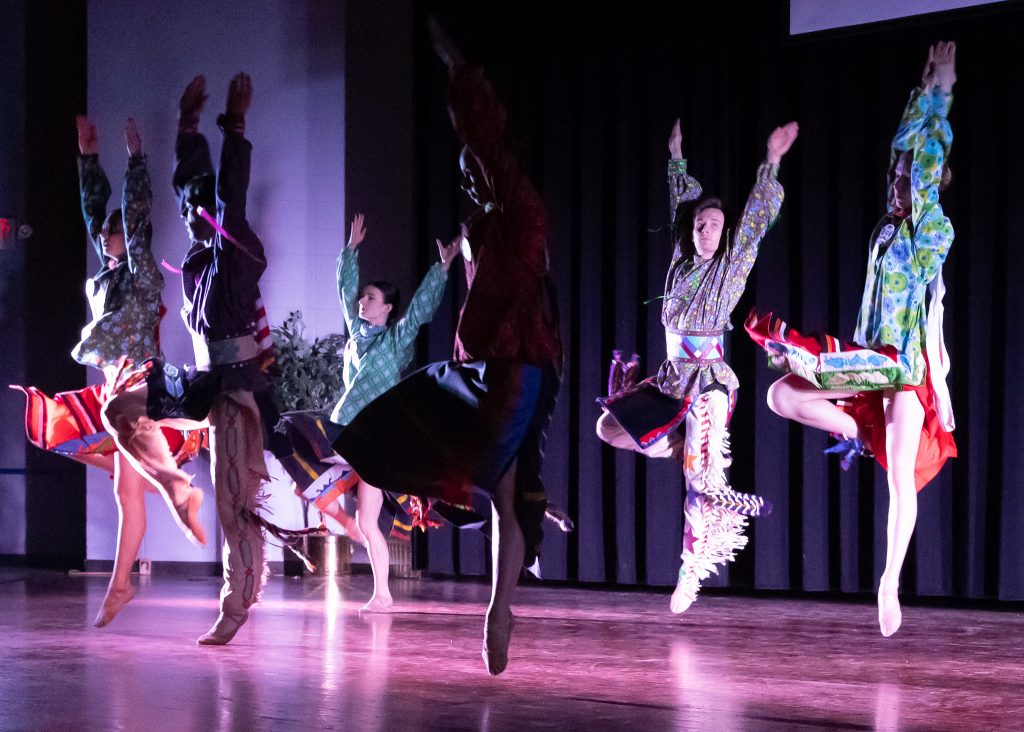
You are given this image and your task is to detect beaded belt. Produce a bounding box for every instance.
[192,333,259,370]
[666,329,725,363]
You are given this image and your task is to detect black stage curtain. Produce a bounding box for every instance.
[410,1,1024,602]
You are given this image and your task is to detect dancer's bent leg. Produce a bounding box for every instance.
[197,392,268,646]
[356,481,393,612]
[878,389,924,638]
[321,497,368,546]
[484,458,522,676]
[101,387,207,545]
[596,411,683,460]
[767,373,866,443]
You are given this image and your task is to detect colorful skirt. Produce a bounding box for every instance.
[745,310,957,490]
[597,378,736,451]
[269,410,490,541]
[11,382,205,467]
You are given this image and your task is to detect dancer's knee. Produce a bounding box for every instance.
[102,392,141,435]
[766,376,796,418]
[491,465,518,519]
[595,412,617,442]
[355,510,378,538]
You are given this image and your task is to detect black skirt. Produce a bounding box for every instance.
[333,359,560,565]
[333,359,541,499]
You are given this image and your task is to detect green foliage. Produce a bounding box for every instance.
[269,310,346,413]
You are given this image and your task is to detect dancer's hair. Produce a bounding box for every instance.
[367,280,401,326]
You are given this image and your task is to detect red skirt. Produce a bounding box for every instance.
[10,382,205,467]
[745,310,956,491]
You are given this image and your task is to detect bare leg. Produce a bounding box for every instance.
[483,459,522,675]
[321,497,368,546]
[66,452,141,627]
[356,482,392,612]
[94,453,150,627]
[101,388,207,545]
[767,373,866,443]
[878,390,924,637]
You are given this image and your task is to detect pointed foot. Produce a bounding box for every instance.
[482,609,514,676]
[94,584,136,628]
[196,610,249,645]
[671,566,700,614]
[359,596,394,614]
[174,487,207,546]
[878,589,902,638]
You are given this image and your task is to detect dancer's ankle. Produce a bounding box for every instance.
[878,575,899,595]
[360,595,394,613]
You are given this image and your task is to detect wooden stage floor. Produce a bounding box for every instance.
[0,568,1020,731]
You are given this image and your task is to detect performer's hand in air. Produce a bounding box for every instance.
[76,115,98,156]
[226,72,253,116]
[931,41,957,92]
[124,118,142,159]
[348,213,367,250]
[921,41,957,94]
[428,16,465,70]
[766,121,799,165]
[436,234,461,272]
[668,118,683,160]
[178,75,207,124]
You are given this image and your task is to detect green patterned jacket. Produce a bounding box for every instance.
[854,88,954,385]
[329,246,447,425]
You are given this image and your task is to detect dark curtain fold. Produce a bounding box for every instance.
[411,1,1024,602]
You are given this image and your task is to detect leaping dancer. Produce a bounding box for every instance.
[598,117,798,613]
[746,42,958,636]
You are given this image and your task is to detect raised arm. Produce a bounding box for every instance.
[75,116,111,263]
[337,213,365,334]
[214,73,266,287]
[431,19,547,275]
[667,119,703,231]
[121,118,163,298]
[172,75,214,201]
[891,42,956,155]
[910,42,955,226]
[391,236,458,348]
[909,43,955,281]
[724,122,797,287]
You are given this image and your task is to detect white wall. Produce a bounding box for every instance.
[86,0,346,565]
[790,0,1005,35]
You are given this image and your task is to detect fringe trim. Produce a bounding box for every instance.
[677,502,750,603]
[245,509,319,574]
[697,413,772,517]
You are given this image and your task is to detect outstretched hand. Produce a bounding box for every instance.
[76,115,98,156]
[668,118,683,160]
[179,75,207,122]
[428,16,464,69]
[125,118,142,158]
[227,72,253,115]
[930,41,956,93]
[922,41,956,93]
[348,213,367,250]
[436,234,461,272]
[766,121,799,165]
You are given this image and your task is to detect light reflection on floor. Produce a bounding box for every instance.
[0,569,1021,731]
